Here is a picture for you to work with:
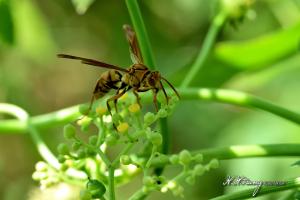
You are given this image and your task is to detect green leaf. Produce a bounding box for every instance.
[214,23,300,69]
[71,0,95,15]
[0,0,14,45]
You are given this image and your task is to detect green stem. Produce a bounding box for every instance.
[180,12,227,88]
[1,88,300,134]
[125,0,169,177]
[150,143,300,167]
[108,167,115,200]
[0,103,59,169]
[125,0,156,69]
[111,143,134,167]
[211,177,300,200]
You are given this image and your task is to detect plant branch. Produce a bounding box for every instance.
[0,103,60,169]
[1,88,300,134]
[180,12,227,88]
[150,144,300,167]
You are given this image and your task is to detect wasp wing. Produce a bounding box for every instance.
[123,24,143,64]
[57,54,128,73]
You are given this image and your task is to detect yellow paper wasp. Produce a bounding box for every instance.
[58,24,179,117]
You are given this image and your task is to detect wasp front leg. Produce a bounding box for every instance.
[133,88,142,108]
[152,88,159,112]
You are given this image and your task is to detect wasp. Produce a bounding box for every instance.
[58,24,179,117]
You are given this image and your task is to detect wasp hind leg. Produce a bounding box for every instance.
[107,86,131,130]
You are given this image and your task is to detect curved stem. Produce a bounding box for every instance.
[180,12,227,88]
[1,88,300,134]
[150,143,300,167]
[0,103,59,169]
[211,177,300,200]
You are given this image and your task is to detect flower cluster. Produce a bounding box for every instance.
[32,93,219,199]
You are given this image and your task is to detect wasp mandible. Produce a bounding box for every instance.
[58,24,180,116]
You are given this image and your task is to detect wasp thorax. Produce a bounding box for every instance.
[147,71,161,88]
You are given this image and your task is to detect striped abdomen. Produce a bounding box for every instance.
[93,70,122,99]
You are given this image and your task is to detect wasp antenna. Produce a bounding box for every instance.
[161,77,180,99]
[57,54,81,59]
[159,80,169,104]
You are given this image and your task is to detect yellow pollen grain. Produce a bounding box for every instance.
[129,103,140,113]
[96,106,107,115]
[120,93,128,101]
[117,122,129,133]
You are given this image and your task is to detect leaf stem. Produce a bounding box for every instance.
[150,143,300,167]
[180,12,227,88]
[1,88,300,134]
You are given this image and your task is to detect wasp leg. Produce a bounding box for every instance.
[152,88,159,112]
[107,86,131,129]
[114,82,127,113]
[133,88,142,107]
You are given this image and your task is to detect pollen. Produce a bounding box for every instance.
[96,106,107,116]
[129,103,140,113]
[120,93,128,101]
[117,122,129,133]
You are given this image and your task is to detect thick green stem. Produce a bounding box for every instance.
[125,0,169,177]
[108,167,115,200]
[211,177,300,200]
[125,0,155,69]
[1,88,300,134]
[150,144,300,167]
[180,12,227,88]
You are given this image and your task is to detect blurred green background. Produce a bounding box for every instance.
[1,0,300,199]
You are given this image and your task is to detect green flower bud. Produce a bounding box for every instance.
[179,150,192,165]
[105,135,118,146]
[169,155,179,164]
[185,176,195,185]
[193,154,203,163]
[208,159,219,169]
[80,189,92,200]
[89,135,98,146]
[57,143,69,155]
[63,124,76,139]
[32,171,47,181]
[86,179,106,198]
[157,108,168,118]
[79,117,92,132]
[60,163,68,171]
[148,132,162,146]
[144,112,156,126]
[85,146,96,156]
[72,141,81,151]
[35,161,48,172]
[194,164,205,176]
[79,104,90,115]
[143,176,155,187]
[77,149,86,159]
[120,155,131,165]
[58,155,66,163]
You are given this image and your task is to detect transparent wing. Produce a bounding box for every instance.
[123,24,143,64]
